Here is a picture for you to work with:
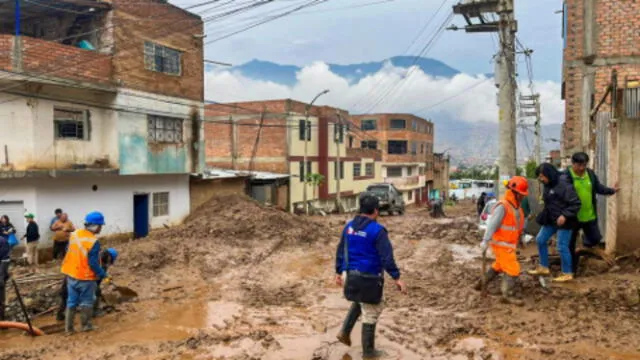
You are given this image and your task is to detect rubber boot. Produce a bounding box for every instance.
[473,268,499,291]
[93,295,105,318]
[362,323,385,359]
[65,308,76,335]
[500,276,524,306]
[336,303,361,346]
[80,307,96,332]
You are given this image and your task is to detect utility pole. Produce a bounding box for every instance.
[453,0,517,192]
[335,111,343,213]
[519,93,541,163]
[303,89,329,215]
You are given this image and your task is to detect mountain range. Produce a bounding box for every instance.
[215,56,561,165]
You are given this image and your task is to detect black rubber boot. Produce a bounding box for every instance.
[80,307,96,332]
[473,268,499,291]
[65,308,76,335]
[500,276,524,306]
[336,303,361,346]
[362,323,385,359]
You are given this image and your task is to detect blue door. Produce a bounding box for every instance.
[133,194,149,238]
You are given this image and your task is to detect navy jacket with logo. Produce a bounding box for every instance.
[335,215,400,280]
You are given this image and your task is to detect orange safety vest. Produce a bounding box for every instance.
[61,229,98,281]
[490,197,525,250]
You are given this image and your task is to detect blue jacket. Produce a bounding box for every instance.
[335,216,400,280]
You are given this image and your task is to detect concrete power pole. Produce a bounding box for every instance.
[453,0,518,190]
[519,93,541,163]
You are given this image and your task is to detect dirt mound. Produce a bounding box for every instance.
[119,194,333,279]
[408,216,481,245]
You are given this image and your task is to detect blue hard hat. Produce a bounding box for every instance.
[107,248,118,263]
[85,211,105,226]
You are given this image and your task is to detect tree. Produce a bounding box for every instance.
[305,173,325,201]
[516,167,524,176]
[525,160,538,179]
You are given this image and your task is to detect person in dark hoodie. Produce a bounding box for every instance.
[335,192,406,359]
[528,163,582,282]
[0,225,10,322]
[477,192,487,216]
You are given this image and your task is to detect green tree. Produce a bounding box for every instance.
[305,173,325,200]
[525,160,538,179]
[516,167,524,176]
[492,167,499,180]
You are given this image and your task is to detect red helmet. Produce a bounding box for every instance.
[507,176,529,196]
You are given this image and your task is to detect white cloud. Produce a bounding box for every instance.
[204,62,564,124]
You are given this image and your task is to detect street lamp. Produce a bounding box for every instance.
[303,89,330,215]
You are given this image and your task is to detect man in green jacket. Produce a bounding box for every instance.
[567,152,619,274]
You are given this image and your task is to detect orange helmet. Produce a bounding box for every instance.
[506,176,529,196]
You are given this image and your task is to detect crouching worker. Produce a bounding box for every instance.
[474,176,528,305]
[335,192,407,359]
[57,247,117,321]
[61,211,108,335]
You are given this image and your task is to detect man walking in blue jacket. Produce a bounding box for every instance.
[335,192,406,359]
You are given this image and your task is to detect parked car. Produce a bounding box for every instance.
[366,183,405,215]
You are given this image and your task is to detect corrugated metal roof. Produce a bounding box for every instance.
[198,168,289,180]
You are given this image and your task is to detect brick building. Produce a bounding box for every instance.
[0,0,204,241]
[205,100,383,212]
[433,152,450,200]
[561,0,640,158]
[562,0,640,253]
[351,114,435,206]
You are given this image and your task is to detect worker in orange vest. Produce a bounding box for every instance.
[474,176,528,305]
[61,211,109,335]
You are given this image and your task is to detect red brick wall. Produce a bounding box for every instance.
[20,36,112,84]
[0,35,12,72]
[595,0,640,59]
[563,0,584,62]
[112,0,204,100]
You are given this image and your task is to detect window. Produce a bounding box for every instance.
[387,167,402,177]
[361,140,377,150]
[419,167,425,175]
[349,136,354,148]
[388,140,408,154]
[365,163,374,177]
[353,163,361,177]
[421,143,424,154]
[562,1,568,49]
[148,115,183,143]
[412,120,418,131]
[144,42,182,75]
[54,109,87,140]
[334,161,344,179]
[152,192,169,217]
[411,142,417,155]
[334,123,344,143]
[407,167,413,176]
[299,161,312,180]
[299,119,311,141]
[390,119,406,129]
[361,119,377,131]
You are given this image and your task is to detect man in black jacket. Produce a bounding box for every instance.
[567,152,618,274]
[528,163,582,282]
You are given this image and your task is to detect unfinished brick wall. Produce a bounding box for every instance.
[112,0,204,100]
[595,0,640,59]
[0,35,11,72]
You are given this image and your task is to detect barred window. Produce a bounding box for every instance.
[365,163,374,176]
[353,163,361,177]
[148,115,183,143]
[152,192,169,217]
[54,109,88,140]
[144,42,182,75]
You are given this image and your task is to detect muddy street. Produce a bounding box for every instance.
[1,196,640,360]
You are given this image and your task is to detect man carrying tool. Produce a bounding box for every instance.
[57,247,117,321]
[335,192,406,359]
[473,176,528,305]
[61,211,108,334]
[566,152,618,274]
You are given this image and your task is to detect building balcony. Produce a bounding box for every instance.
[385,175,426,190]
[0,34,114,90]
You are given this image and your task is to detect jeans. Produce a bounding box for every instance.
[536,225,574,274]
[66,277,97,309]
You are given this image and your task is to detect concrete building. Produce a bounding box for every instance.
[351,114,435,206]
[561,0,640,253]
[0,0,205,242]
[433,152,451,199]
[205,100,383,212]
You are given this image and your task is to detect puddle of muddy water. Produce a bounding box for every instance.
[449,244,484,263]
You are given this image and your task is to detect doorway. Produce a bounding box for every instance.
[133,194,149,238]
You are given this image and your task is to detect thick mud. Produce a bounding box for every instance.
[1,196,639,360]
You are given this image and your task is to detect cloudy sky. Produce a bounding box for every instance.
[172,0,565,125]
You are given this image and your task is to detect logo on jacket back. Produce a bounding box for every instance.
[347,227,367,237]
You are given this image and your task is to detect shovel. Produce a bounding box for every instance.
[481,248,488,297]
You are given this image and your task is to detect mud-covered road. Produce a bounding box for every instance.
[1,195,640,360]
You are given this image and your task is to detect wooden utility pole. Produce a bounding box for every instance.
[453,0,518,191]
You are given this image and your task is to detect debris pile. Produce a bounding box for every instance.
[408,216,481,245]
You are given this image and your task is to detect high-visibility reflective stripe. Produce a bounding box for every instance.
[69,236,96,258]
[491,240,517,249]
[500,225,518,231]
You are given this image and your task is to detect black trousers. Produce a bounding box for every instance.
[569,220,603,275]
[53,241,69,260]
[0,260,10,321]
